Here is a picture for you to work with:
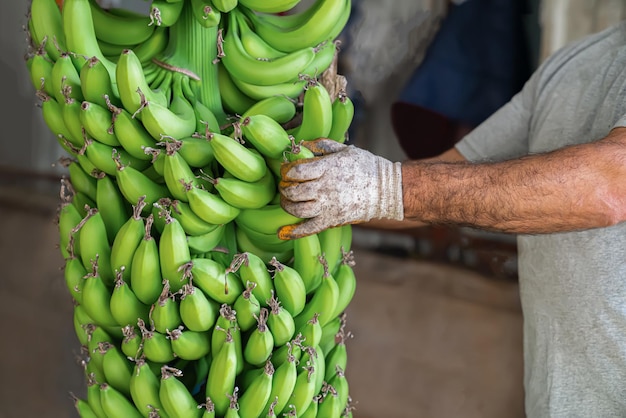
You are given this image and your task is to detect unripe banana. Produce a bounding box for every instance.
[230,74,307,101]
[234,252,273,308]
[243,307,274,366]
[107,101,156,161]
[261,341,298,416]
[206,131,267,182]
[238,114,292,159]
[84,373,107,418]
[58,189,83,259]
[150,0,185,27]
[186,183,241,225]
[324,328,349,382]
[61,96,86,149]
[205,328,238,417]
[296,312,323,349]
[240,95,297,125]
[73,392,99,418]
[235,203,302,236]
[99,382,144,418]
[130,357,169,418]
[232,281,261,332]
[333,250,357,318]
[110,269,151,327]
[234,10,286,61]
[216,62,256,116]
[72,192,96,218]
[186,224,226,254]
[167,326,212,361]
[301,344,325,395]
[150,281,182,334]
[80,56,121,109]
[86,326,112,381]
[292,78,333,142]
[138,318,176,363]
[64,255,86,304]
[28,52,55,97]
[95,172,130,244]
[121,325,142,359]
[179,284,219,332]
[224,387,241,418]
[212,0,238,12]
[328,89,354,143]
[319,313,343,356]
[189,0,221,28]
[116,49,168,115]
[114,158,170,208]
[110,197,146,281]
[236,226,295,264]
[51,53,83,104]
[29,0,66,61]
[39,94,80,149]
[97,341,134,396]
[266,292,296,347]
[130,215,165,305]
[221,12,316,86]
[238,360,274,418]
[177,136,215,168]
[211,169,276,210]
[198,397,216,418]
[73,304,94,346]
[160,141,200,202]
[299,395,320,418]
[158,366,202,418]
[185,258,243,304]
[268,257,307,317]
[238,0,302,13]
[327,366,350,416]
[294,262,340,330]
[281,358,318,416]
[79,101,119,148]
[271,334,303,367]
[293,233,324,294]
[318,224,344,276]
[85,138,151,177]
[300,38,337,78]
[89,0,155,46]
[65,158,98,201]
[82,258,118,327]
[210,305,240,355]
[159,214,192,293]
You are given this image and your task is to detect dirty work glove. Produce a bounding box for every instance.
[278,139,404,240]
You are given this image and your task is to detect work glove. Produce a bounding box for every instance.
[278,139,404,240]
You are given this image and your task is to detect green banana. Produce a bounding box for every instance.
[84,139,150,177]
[167,326,212,360]
[221,12,316,87]
[62,0,117,74]
[116,48,168,115]
[86,326,112,382]
[80,57,122,109]
[332,250,357,318]
[150,0,186,27]
[73,306,93,346]
[40,94,80,149]
[216,62,256,116]
[166,198,219,236]
[235,226,294,264]
[29,0,66,61]
[66,158,98,201]
[120,325,143,359]
[269,257,306,317]
[232,252,273,307]
[179,284,219,332]
[206,131,267,182]
[159,214,192,293]
[88,0,154,46]
[198,397,216,418]
[293,233,324,294]
[300,395,320,418]
[292,78,333,142]
[230,74,307,101]
[238,360,274,417]
[138,318,176,363]
[239,114,292,159]
[294,264,340,330]
[61,96,85,150]
[186,183,241,225]
[232,281,261,332]
[327,89,354,143]
[138,74,197,140]
[189,0,221,28]
[187,224,226,254]
[235,203,302,236]
[281,356,318,416]
[95,172,129,244]
[324,328,349,382]
[260,341,298,416]
[81,263,119,328]
[212,169,276,210]
[327,366,350,416]
[150,280,182,334]
[162,140,201,202]
[271,334,303,367]
[110,270,151,327]
[107,102,155,160]
[177,136,215,168]
[238,0,302,13]
[130,215,165,305]
[300,37,338,77]
[205,327,238,416]
[240,95,296,124]
[234,11,286,61]
[80,101,120,147]
[110,197,146,280]
[114,159,170,208]
[64,256,86,304]
[130,357,169,418]
[134,26,170,64]
[99,383,144,418]
[98,341,134,396]
[318,313,343,356]
[247,0,350,53]
[84,373,107,418]
[186,258,242,305]
[212,0,238,13]
[266,292,296,347]
[28,51,55,97]
[78,207,115,286]
[296,312,323,348]
[159,366,202,418]
[243,308,274,366]
[318,224,344,276]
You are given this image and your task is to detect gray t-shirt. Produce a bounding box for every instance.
[456,21,626,418]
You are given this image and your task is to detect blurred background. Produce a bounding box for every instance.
[1,0,625,417]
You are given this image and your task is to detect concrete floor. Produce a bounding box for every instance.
[0,180,524,418]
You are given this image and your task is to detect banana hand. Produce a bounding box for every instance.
[278,139,404,239]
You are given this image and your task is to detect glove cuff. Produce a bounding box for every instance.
[375,159,404,221]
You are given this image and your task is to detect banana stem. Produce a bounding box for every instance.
[160,1,226,124]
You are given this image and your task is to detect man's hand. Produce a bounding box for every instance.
[278,139,404,240]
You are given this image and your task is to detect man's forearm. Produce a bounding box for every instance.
[401,128,626,234]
